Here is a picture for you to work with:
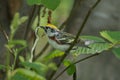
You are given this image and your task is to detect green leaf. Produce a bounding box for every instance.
[67,64,76,75]
[27,0,41,5]
[27,0,61,10]
[63,59,71,67]
[20,16,28,25]
[6,40,27,54]
[48,63,57,71]
[63,60,76,75]
[41,0,61,10]
[8,40,27,48]
[19,56,25,62]
[73,43,111,55]
[21,62,48,76]
[10,13,20,37]
[80,35,105,42]
[45,50,64,60]
[100,31,120,43]
[10,13,28,39]
[112,47,120,59]
[11,68,46,80]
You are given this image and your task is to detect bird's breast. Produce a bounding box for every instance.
[48,37,69,51]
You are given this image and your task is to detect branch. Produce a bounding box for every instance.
[29,27,41,62]
[20,5,37,58]
[53,53,100,80]
[29,5,42,62]
[30,5,42,62]
[37,5,41,26]
[73,67,76,80]
[0,23,14,54]
[51,0,101,79]
[0,23,9,41]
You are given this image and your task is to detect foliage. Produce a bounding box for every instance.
[71,31,120,57]
[73,35,110,55]
[112,48,120,59]
[100,31,120,59]
[44,50,64,61]
[27,0,61,10]
[63,59,76,75]
[10,13,28,39]
[4,13,28,75]
[100,31,120,43]
[21,62,48,76]
[11,68,46,80]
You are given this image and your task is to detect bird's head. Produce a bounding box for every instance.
[40,24,59,37]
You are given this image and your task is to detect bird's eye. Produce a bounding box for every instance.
[46,27,49,29]
[51,29,55,32]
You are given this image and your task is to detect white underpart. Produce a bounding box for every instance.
[48,38,70,51]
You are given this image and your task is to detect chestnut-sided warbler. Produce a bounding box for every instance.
[40,24,88,51]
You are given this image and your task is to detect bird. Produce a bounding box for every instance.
[40,24,89,51]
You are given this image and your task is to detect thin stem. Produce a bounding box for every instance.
[73,68,76,80]
[29,27,41,62]
[37,5,41,26]
[31,5,42,62]
[12,51,17,70]
[6,50,11,80]
[21,5,37,59]
[0,23,9,41]
[51,0,101,79]
[47,10,52,23]
[53,53,100,80]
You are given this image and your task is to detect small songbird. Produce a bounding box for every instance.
[40,24,88,51]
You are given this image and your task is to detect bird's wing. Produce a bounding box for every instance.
[55,32,90,48]
[55,32,77,45]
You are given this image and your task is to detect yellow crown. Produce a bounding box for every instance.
[46,24,59,31]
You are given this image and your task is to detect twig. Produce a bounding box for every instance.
[29,27,41,62]
[51,0,101,79]
[0,23,14,54]
[47,10,52,23]
[73,69,76,80]
[37,5,41,26]
[0,23,9,41]
[42,7,46,17]
[30,5,42,62]
[53,53,100,80]
[21,5,37,58]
